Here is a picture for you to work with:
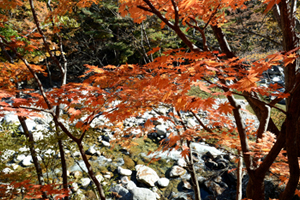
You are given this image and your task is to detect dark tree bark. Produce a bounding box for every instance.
[18,116,48,200]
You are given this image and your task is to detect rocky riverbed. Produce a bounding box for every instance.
[0,98,285,200]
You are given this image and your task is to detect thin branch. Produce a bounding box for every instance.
[137,0,201,52]
[189,110,213,133]
[186,18,209,51]
[203,3,221,30]
[171,0,179,27]
[29,0,65,75]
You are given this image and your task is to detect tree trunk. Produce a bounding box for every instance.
[246,175,265,200]
[77,142,106,200]
[188,146,202,200]
[18,116,48,200]
[236,151,243,200]
[58,139,69,200]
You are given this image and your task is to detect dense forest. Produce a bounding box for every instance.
[0,0,299,200]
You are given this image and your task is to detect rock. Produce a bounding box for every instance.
[86,146,97,155]
[2,168,13,174]
[187,118,197,127]
[204,180,225,195]
[14,154,26,163]
[43,149,56,158]
[103,172,113,179]
[169,191,194,200]
[124,181,137,191]
[198,176,206,184]
[118,166,132,176]
[180,173,191,180]
[96,174,104,183]
[135,165,160,187]
[157,178,169,187]
[170,165,186,178]
[18,119,36,132]
[177,158,187,167]
[155,124,168,136]
[80,177,91,188]
[70,171,83,179]
[109,184,129,197]
[19,147,29,152]
[73,151,81,157]
[71,182,79,192]
[3,113,20,124]
[102,140,110,147]
[193,143,224,156]
[217,161,227,169]
[130,187,157,200]
[1,150,15,161]
[123,156,135,170]
[132,128,142,135]
[205,159,218,169]
[22,155,33,166]
[102,135,111,142]
[75,189,86,200]
[10,163,19,170]
[214,176,222,183]
[32,131,44,141]
[182,180,192,190]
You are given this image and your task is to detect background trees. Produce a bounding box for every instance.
[0,0,299,200]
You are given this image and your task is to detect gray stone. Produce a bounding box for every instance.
[205,159,218,169]
[169,191,194,200]
[130,187,157,200]
[204,180,225,195]
[110,184,129,197]
[125,181,137,190]
[155,124,168,136]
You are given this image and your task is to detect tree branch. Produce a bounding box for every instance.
[138,0,201,52]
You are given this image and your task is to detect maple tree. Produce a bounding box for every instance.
[115,0,300,199]
[0,0,300,200]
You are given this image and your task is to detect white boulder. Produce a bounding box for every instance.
[157,178,169,187]
[118,166,132,176]
[135,165,159,187]
[170,165,186,177]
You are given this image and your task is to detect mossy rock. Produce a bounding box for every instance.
[123,155,135,170]
[85,190,97,199]
[136,159,145,166]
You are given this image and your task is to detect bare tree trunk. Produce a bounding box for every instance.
[58,139,68,200]
[18,116,48,200]
[77,142,106,200]
[236,151,243,200]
